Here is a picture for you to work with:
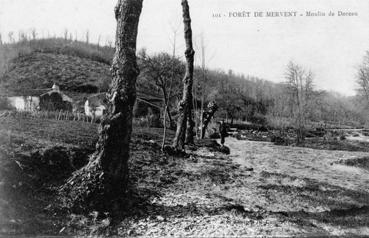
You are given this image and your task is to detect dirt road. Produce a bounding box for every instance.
[223,137,369,236]
[227,137,369,192]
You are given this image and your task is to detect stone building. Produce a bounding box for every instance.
[39,84,74,111]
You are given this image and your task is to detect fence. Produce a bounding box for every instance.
[0,110,96,123]
[0,109,171,127]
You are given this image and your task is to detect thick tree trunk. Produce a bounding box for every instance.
[98,0,142,193]
[185,94,195,144]
[201,101,218,139]
[61,0,143,211]
[172,0,195,150]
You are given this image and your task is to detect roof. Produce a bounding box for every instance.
[40,90,74,103]
[0,88,49,97]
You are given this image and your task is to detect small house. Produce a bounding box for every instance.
[39,84,74,112]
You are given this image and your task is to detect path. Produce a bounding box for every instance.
[219,137,369,236]
[226,137,369,192]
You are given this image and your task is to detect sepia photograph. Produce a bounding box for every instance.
[1,0,369,236]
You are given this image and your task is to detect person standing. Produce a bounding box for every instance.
[219,120,227,146]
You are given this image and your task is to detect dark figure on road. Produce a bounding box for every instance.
[219,120,227,146]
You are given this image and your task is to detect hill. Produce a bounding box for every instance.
[0,52,111,97]
[0,38,114,100]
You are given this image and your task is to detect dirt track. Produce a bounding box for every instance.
[224,137,369,236]
[227,137,369,192]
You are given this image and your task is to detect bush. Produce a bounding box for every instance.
[206,121,219,138]
[249,113,267,125]
[270,135,289,145]
[209,132,220,139]
[0,97,12,110]
[133,117,150,128]
[266,116,294,130]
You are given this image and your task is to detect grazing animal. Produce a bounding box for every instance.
[84,93,108,122]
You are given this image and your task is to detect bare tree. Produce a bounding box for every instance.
[97,34,102,47]
[18,31,27,42]
[8,32,14,43]
[62,0,143,211]
[162,28,178,149]
[31,29,37,40]
[198,34,206,138]
[285,62,314,144]
[139,52,183,129]
[107,39,113,48]
[74,31,78,41]
[85,30,90,44]
[195,34,217,138]
[356,51,369,106]
[172,0,195,149]
[64,29,69,41]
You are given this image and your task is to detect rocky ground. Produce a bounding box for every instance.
[1,114,369,236]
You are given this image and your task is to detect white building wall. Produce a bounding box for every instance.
[8,96,40,111]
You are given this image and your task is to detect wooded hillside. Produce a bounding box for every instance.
[0,37,366,128]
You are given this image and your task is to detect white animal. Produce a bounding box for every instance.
[84,94,108,122]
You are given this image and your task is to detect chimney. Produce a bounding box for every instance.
[52,83,60,92]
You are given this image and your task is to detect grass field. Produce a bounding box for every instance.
[1,113,369,236]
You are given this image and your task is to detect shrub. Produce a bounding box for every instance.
[266,116,294,130]
[249,113,267,125]
[206,121,219,138]
[0,97,12,110]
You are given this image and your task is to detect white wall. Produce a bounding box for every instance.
[8,96,40,111]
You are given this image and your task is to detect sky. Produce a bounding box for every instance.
[1,0,369,96]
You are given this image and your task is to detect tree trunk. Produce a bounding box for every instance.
[61,0,143,211]
[185,96,195,144]
[201,101,218,139]
[162,104,168,151]
[167,108,174,129]
[199,95,205,139]
[172,0,195,150]
[162,86,174,129]
[199,34,206,140]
